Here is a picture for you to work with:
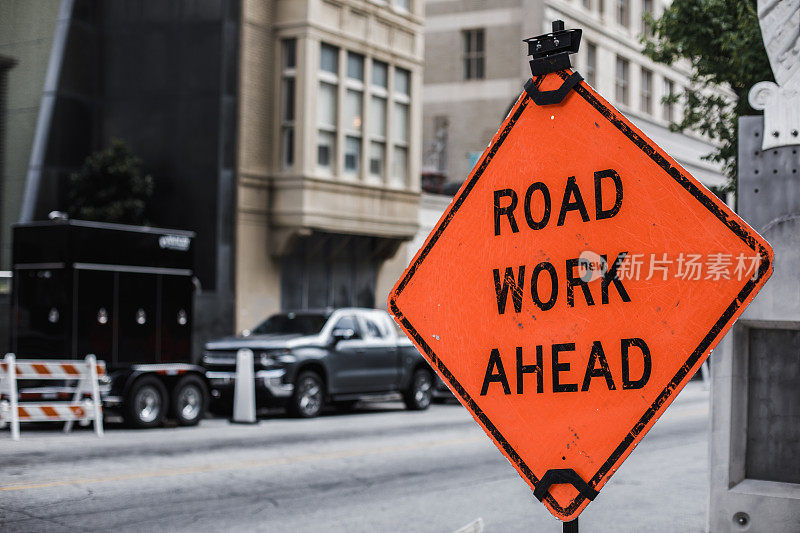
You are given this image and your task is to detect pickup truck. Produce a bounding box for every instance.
[201,308,448,417]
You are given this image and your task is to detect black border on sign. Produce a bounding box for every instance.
[388,71,772,518]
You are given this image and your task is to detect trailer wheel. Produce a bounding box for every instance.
[170,375,207,426]
[125,376,168,428]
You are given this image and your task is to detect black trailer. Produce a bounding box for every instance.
[10,219,207,428]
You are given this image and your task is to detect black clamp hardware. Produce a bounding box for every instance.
[533,468,598,502]
[524,73,583,106]
[523,20,583,106]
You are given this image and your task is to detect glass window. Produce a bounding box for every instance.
[334,315,361,337]
[370,96,387,138]
[394,68,410,96]
[663,79,675,122]
[615,57,629,105]
[586,42,597,87]
[642,0,654,36]
[347,52,364,81]
[462,29,486,80]
[369,141,385,178]
[345,89,363,132]
[392,146,408,186]
[282,77,295,122]
[320,43,338,74]
[281,39,297,169]
[282,127,294,168]
[393,102,409,144]
[362,317,385,338]
[641,68,653,114]
[283,39,296,70]
[372,60,388,88]
[318,43,339,173]
[395,0,410,11]
[345,136,361,174]
[368,60,390,181]
[374,314,394,337]
[617,0,630,27]
[318,82,337,128]
[318,131,335,170]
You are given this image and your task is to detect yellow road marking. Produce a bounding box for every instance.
[0,435,485,492]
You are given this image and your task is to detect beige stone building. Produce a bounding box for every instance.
[422,0,728,193]
[235,0,424,330]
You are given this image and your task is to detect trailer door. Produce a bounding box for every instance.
[74,269,114,362]
[159,274,193,363]
[117,272,158,365]
[12,267,70,358]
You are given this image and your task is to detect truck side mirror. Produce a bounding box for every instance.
[331,328,355,343]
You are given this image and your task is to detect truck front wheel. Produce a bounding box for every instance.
[170,375,208,426]
[125,376,168,428]
[288,371,325,418]
[404,368,433,411]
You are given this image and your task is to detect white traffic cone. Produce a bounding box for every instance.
[231,349,257,424]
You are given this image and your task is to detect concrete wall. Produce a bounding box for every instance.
[708,116,800,532]
[0,0,61,270]
[234,0,276,331]
[0,292,8,355]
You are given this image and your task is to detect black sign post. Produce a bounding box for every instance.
[524,21,584,533]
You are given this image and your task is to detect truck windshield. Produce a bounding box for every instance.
[251,313,329,335]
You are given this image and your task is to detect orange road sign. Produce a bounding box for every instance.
[388,70,773,522]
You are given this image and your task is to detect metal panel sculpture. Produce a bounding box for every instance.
[749,0,800,149]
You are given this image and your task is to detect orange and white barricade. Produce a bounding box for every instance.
[0,354,105,440]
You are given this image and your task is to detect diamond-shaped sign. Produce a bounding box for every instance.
[388,71,773,521]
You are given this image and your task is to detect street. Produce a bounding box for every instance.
[0,381,709,532]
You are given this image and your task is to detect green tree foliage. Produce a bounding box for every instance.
[67,139,154,225]
[642,0,773,190]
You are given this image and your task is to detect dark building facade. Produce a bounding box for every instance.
[10,0,240,355]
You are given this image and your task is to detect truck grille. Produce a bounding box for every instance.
[202,351,238,371]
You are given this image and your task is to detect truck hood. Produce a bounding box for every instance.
[205,333,317,350]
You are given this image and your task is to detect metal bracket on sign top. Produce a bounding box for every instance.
[523,20,583,106]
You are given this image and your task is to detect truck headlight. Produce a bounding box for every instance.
[259,350,296,367]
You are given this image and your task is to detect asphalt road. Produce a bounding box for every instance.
[0,382,710,532]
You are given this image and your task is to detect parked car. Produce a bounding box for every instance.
[202,308,449,417]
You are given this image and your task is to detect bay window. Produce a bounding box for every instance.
[317,43,339,172]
